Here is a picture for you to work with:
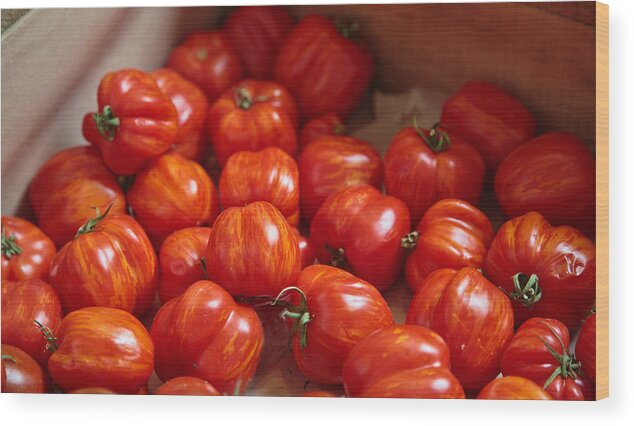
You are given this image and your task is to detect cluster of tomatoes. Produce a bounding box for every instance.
[1,6,597,400]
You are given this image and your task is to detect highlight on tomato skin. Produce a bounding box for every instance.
[154,376,221,396]
[293,228,317,269]
[1,216,56,282]
[1,344,50,394]
[477,376,553,400]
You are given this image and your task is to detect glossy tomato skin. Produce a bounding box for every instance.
[47,307,154,394]
[384,125,485,226]
[299,135,383,224]
[224,6,294,80]
[342,324,464,399]
[483,212,596,330]
[1,216,55,281]
[82,68,178,176]
[151,280,264,395]
[477,376,553,400]
[220,147,299,226]
[501,318,583,400]
[275,14,373,119]
[405,199,493,293]
[154,376,221,396]
[287,265,394,385]
[206,201,300,297]
[310,185,410,291]
[127,153,217,248]
[495,132,596,238]
[302,390,338,397]
[299,113,345,151]
[49,213,158,317]
[1,344,49,393]
[1,279,63,367]
[406,267,514,392]
[208,79,298,166]
[293,228,316,269]
[28,146,126,247]
[151,68,210,162]
[69,387,117,394]
[158,227,211,304]
[440,80,536,171]
[167,31,244,101]
[575,312,596,385]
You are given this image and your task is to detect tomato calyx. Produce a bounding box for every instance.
[234,86,270,110]
[540,323,581,390]
[508,273,542,308]
[92,105,120,142]
[75,204,114,237]
[1,354,17,363]
[271,286,312,349]
[413,117,451,153]
[1,229,22,259]
[334,17,360,39]
[324,244,348,268]
[34,319,59,353]
[401,231,420,249]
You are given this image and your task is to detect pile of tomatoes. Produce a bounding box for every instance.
[1,6,597,400]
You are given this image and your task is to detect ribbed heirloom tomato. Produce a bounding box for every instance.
[82,68,179,176]
[1,216,55,281]
[154,376,221,396]
[576,311,597,385]
[310,185,411,291]
[384,121,485,226]
[151,280,264,395]
[342,325,464,399]
[1,344,49,393]
[484,212,596,329]
[477,376,553,400]
[298,113,345,151]
[293,228,316,269]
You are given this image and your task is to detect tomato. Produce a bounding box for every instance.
[49,208,158,317]
[310,185,410,291]
[208,79,298,166]
[69,387,117,394]
[2,216,55,281]
[1,345,49,393]
[440,80,536,171]
[495,132,596,238]
[150,68,209,162]
[293,228,316,269]
[275,14,373,119]
[154,376,221,396]
[406,267,514,392]
[299,113,345,151]
[45,307,153,393]
[302,391,338,397]
[206,201,300,297]
[274,265,393,385]
[501,317,584,400]
[82,68,178,176]
[151,280,263,395]
[403,199,493,293]
[1,279,63,367]
[220,147,299,226]
[299,135,383,224]
[127,153,217,248]
[575,311,596,385]
[158,227,211,304]
[28,146,126,247]
[384,121,485,226]
[224,6,294,79]
[477,376,553,400]
[342,325,464,399]
[483,212,596,330]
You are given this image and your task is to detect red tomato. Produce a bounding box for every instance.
[440,80,536,171]
[501,317,584,400]
[49,209,158,317]
[1,216,55,281]
[208,79,298,166]
[404,199,493,293]
[1,279,63,367]
[151,68,210,162]
[477,376,553,400]
[167,31,244,101]
[299,113,345,151]
[575,311,596,385]
[302,391,338,397]
[127,153,217,248]
[154,376,221,396]
[384,122,485,226]
[299,135,383,224]
[69,387,117,394]
[224,6,294,79]
[28,146,126,247]
[220,147,299,226]
[342,324,464,399]
[310,185,410,291]
[82,68,178,176]
[46,307,154,393]
[276,265,393,385]
[151,280,263,395]
[206,201,300,297]
[495,132,596,238]
[483,212,596,329]
[1,345,49,393]
[158,227,211,304]
[575,374,595,401]
[406,267,514,392]
[275,14,373,119]
[293,228,316,269]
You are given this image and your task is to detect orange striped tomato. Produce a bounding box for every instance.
[154,376,221,396]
